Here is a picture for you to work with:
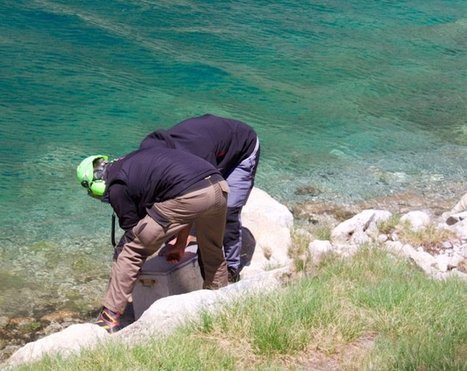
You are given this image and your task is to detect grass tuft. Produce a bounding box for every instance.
[289,229,312,273]
[378,214,400,235]
[398,223,455,253]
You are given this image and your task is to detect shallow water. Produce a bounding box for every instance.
[1,0,466,320]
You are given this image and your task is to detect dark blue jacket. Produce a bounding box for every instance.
[102,147,220,232]
[140,114,257,178]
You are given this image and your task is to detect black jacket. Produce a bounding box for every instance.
[102,147,220,232]
[140,114,257,178]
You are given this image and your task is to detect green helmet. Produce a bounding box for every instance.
[77,155,109,198]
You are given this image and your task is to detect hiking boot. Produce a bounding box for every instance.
[95,307,121,334]
[228,267,240,283]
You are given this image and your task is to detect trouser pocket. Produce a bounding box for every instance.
[146,204,172,230]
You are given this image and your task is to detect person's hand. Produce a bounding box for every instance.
[163,243,185,264]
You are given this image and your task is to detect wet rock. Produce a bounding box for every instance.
[8,317,40,332]
[42,322,65,336]
[0,308,95,362]
[356,191,457,216]
[40,310,80,323]
[289,201,355,225]
[0,345,20,364]
[0,317,8,329]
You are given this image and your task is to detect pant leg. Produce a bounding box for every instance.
[224,139,260,273]
[195,181,229,288]
[103,215,188,314]
[104,180,229,313]
[223,206,242,270]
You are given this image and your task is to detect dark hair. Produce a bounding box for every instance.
[93,158,107,180]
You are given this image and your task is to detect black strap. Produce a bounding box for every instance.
[111,213,116,248]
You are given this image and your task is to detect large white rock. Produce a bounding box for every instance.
[309,240,333,256]
[331,209,392,245]
[442,193,467,223]
[6,324,109,367]
[446,218,467,240]
[308,240,334,264]
[241,187,293,276]
[5,269,286,369]
[451,192,467,214]
[117,268,286,344]
[400,211,431,231]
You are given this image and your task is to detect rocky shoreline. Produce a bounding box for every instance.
[0,309,96,362]
[290,187,467,280]
[2,186,466,364]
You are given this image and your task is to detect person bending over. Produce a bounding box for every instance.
[76,147,229,333]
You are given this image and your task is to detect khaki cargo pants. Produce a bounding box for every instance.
[104,179,229,314]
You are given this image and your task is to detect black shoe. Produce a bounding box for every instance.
[95,307,121,334]
[228,267,240,283]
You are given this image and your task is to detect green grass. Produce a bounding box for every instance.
[13,246,467,371]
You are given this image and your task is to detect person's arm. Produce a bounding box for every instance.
[108,183,140,230]
[164,224,192,263]
[108,183,140,259]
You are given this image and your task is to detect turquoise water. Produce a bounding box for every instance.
[1,1,466,319]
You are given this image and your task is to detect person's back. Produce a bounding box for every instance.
[140,113,257,178]
[103,147,221,231]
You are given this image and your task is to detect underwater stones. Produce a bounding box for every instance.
[40,310,80,323]
[0,317,8,329]
[294,184,322,196]
[290,201,355,226]
[0,345,20,364]
[357,191,455,216]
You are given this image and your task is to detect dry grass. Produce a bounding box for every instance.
[378,214,400,235]
[397,222,456,254]
[289,229,312,273]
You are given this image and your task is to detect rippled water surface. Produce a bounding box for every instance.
[1,0,466,319]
